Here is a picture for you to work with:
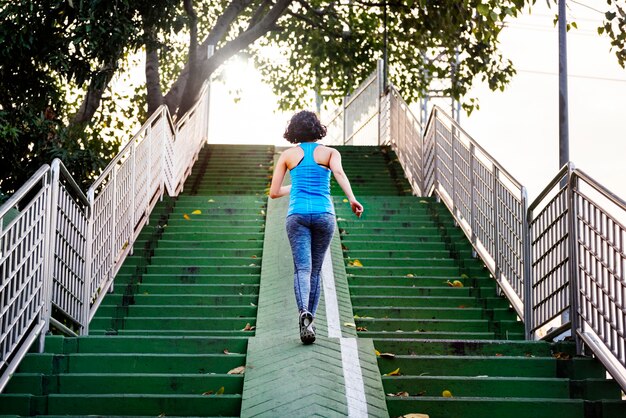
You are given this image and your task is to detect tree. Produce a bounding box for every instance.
[8,0,623,199]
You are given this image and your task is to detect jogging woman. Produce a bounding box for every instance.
[269,110,363,344]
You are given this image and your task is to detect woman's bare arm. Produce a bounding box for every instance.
[329,149,363,217]
[269,152,291,199]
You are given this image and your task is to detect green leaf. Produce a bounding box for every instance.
[477,4,490,17]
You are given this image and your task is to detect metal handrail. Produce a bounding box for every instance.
[568,168,626,391]
[0,79,211,393]
[321,63,626,391]
[429,106,523,190]
[425,106,529,325]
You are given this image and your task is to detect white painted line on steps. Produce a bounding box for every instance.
[321,246,341,338]
[322,244,368,417]
[341,337,369,417]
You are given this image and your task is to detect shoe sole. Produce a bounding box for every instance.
[300,313,316,344]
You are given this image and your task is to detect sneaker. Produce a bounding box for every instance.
[299,311,315,344]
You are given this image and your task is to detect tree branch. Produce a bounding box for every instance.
[164,0,255,114]
[176,0,293,117]
[70,61,117,126]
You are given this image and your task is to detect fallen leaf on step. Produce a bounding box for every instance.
[260,210,265,215]
[183,214,190,220]
[406,273,415,278]
[216,386,225,395]
[442,390,453,398]
[356,326,368,331]
[191,210,202,215]
[344,322,356,328]
[460,274,469,279]
[242,323,256,331]
[251,255,258,259]
[552,352,571,360]
[223,349,230,355]
[375,349,381,356]
[228,366,245,375]
[402,414,430,418]
[419,200,429,203]
[384,368,401,376]
[348,259,363,267]
[387,391,409,397]
[202,390,214,395]
[208,199,215,203]
[379,352,396,359]
[343,198,349,203]
[457,305,467,309]
[495,353,503,357]
[446,280,463,287]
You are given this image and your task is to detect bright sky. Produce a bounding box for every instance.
[208,0,626,201]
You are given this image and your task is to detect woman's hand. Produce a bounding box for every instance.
[350,199,364,218]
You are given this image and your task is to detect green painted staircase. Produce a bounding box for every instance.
[0,144,274,417]
[2,143,625,418]
[332,145,626,418]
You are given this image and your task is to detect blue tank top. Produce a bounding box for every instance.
[288,143,334,216]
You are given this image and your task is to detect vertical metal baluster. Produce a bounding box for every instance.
[469,143,477,247]
[146,124,152,223]
[130,139,136,256]
[109,167,117,294]
[493,166,501,282]
[42,162,60,344]
[568,172,582,354]
[522,186,532,338]
[342,97,347,145]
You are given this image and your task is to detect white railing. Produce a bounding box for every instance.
[324,61,384,146]
[381,85,425,196]
[0,81,210,392]
[423,107,530,325]
[325,65,626,391]
[528,164,626,389]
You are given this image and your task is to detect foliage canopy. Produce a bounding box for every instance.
[1,0,624,199]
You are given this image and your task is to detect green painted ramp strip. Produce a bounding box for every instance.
[241,186,388,417]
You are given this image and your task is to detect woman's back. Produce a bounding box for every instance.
[288,143,333,216]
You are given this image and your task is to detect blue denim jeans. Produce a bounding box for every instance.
[285,213,336,316]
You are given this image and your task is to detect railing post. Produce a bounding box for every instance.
[492,165,501,281]
[109,165,117,293]
[469,143,477,246]
[146,123,152,223]
[522,186,533,339]
[432,109,440,198]
[130,140,136,256]
[568,170,582,354]
[84,188,94,333]
[41,161,61,348]
[342,96,348,145]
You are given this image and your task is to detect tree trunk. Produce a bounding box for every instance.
[164,0,255,115]
[175,0,293,117]
[176,0,200,119]
[146,46,165,115]
[71,62,116,126]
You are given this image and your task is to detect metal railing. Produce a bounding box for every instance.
[527,164,574,338]
[570,169,626,390]
[0,81,210,392]
[423,107,530,325]
[325,61,384,146]
[380,85,426,196]
[325,66,626,391]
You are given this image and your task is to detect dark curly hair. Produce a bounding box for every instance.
[283,110,327,144]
